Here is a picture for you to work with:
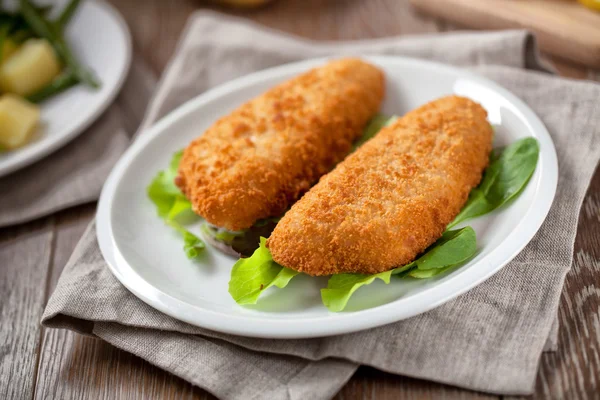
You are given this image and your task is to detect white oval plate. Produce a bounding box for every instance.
[0,0,131,177]
[97,56,558,339]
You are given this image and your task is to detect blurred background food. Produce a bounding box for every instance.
[0,39,61,96]
[579,0,600,11]
[0,0,99,150]
[0,94,40,150]
[411,0,600,68]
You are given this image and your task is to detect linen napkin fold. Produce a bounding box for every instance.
[42,11,600,399]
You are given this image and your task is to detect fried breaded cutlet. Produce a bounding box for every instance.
[176,58,385,231]
[267,95,493,276]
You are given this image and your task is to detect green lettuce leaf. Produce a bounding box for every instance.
[448,137,539,228]
[147,151,186,218]
[148,151,204,259]
[182,230,204,258]
[166,220,204,258]
[229,237,299,304]
[321,227,477,311]
[200,223,244,245]
[167,196,192,220]
[321,270,393,312]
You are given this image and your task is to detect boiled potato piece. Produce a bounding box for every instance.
[0,94,40,149]
[1,39,17,61]
[0,39,61,96]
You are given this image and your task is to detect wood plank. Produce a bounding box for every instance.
[433,4,600,78]
[33,202,210,400]
[506,146,600,399]
[0,219,54,399]
[30,1,598,399]
[441,16,600,399]
[32,40,158,398]
[410,0,600,68]
[549,56,591,80]
[106,0,197,75]
[45,206,95,296]
[34,206,93,400]
[35,330,213,400]
[531,71,600,400]
[32,1,485,399]
[236,0,440,40]
[34,202,202,400]
[108,0,440,73]
[335,367,496,399]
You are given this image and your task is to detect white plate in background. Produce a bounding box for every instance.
[97,56,558,339]
[0,0,131,177]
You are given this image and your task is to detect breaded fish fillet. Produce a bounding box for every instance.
[268,95,493,276]
[176,58,384,231]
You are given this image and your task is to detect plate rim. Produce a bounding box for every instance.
[0,0,132,177]
[97,55,558,339]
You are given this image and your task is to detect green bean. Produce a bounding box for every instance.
[0,13,34,43]
[19,0,99,88]
[26,71,79,103]
[9,27,34,44]
[57,0,81,30]
[33,5,53,17]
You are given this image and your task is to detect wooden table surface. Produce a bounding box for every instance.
[1,0,599,399]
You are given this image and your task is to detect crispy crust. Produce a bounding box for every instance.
[176,58,384,231]
[267,96,493,276]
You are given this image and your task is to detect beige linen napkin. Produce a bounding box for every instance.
[41,11,600,399]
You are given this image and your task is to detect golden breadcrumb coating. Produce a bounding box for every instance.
[268,95,493,276]
[176,58,384,231]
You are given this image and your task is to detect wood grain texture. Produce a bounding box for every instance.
[335,367,496,400]
[111,0,440,74]
[45,206,96,299]
[507,167,600,399]
[549,56,592,80]
[0,219,54,400]
[410,0,600,68]
[32,206,210,400]
[0,0,595,399]
[35,330,213,400]
[234,0,440,40]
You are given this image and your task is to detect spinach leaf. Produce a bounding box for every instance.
[448,137,539,228]
[320,227,477,311]
[415,227,477,270]
[408,265,455,278]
